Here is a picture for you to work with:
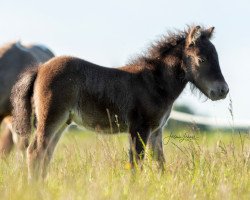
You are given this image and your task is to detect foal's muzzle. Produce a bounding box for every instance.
[208,81,229,101]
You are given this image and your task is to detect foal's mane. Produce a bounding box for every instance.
[129,25,208,66]
[147,29,186,59]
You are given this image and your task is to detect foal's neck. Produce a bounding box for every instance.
[121,44,187,101]
[150,47,187,101]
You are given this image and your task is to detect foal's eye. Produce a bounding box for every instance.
[199,58,206,63]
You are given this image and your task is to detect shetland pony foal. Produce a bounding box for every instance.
[11,25,229,179]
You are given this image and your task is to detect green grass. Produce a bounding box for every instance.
[0,129,249,200]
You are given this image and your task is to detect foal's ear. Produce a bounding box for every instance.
[186,26,201,47]
[204,27,215,39]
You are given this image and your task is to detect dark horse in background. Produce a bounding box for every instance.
[11,25,229,180]
[0,41,54,156]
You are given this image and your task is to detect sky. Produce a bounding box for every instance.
[1,0,249,121]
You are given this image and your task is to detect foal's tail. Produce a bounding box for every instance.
[11,67,38,136]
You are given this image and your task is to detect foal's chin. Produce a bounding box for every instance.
[208,94,228,101]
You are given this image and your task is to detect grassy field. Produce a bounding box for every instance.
[0,128,249,200]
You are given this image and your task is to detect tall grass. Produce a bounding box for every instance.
[0,129,249,200]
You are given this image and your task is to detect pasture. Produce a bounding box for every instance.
[0,128,249,200]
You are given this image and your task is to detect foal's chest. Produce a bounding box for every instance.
[149,105,172,132]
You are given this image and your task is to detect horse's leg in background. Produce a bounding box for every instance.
[129,122,150,167]
[0,116,14,157]
[148,128,165,170]
[0,116,30,159]
[12,131,30,159]
[27,110,68,181]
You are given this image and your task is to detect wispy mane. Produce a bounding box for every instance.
[129,25,209,66]
[147,29,186,59]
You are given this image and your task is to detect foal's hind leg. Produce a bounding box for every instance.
[41,123,68,179]
[27,111,69,181]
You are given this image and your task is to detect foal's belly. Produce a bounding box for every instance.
[72,108,128,133]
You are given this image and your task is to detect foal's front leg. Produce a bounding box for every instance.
[148,128,165,169]
[129,123,150,167]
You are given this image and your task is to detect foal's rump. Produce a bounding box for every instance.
[32,57,81,128]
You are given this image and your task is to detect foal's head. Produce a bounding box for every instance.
[183,26,229,101]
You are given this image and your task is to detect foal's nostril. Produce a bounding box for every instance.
[220,88,226,94]
[216,84,229,99]
[220,84,229,95]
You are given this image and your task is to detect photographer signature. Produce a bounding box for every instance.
[163,132,199,145]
